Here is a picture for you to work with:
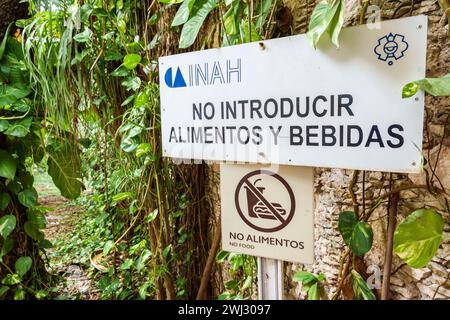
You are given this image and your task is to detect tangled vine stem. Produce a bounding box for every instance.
[381,191,398,300]
[196,220,222,300]
[349,170,361,217]
[332,250,351,300]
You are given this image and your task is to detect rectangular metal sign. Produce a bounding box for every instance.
[220,164,314,264]
[159,16,427,173]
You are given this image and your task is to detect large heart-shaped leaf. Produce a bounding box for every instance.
[172,0,197,27]
[179,0,217,49]
[24,221,44,241]
[394,209,444,268]
[123,54,142,70]
[4,117,33,138]
[0,149,17,180]
[307,0,344,48]
[0,215,16,238]
[15,256,32,277]
[18,188,38,208]
[47,141,82,199]
[0,85,31,106]
[338,211,373,256]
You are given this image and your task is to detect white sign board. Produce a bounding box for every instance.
[220,164,314,264]
[159,16,427,173]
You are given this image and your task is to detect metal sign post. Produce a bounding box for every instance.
[257,258,284,300]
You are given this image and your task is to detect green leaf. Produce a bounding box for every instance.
[307,282,320,300]
[242,275,253,290]
[145,208,158,223]
[111,66,130,77]
[338,211,373,256]
[73,28,92,43]
[306,1,329,48]
[0,215,16,238]
[120,258,133,270]
[15,256,32,277]
[255,0,272,30]
[103,240,114,256]
[0,120,9,132]
[47,141,82,199]
[0,286,9,298]
[123,53,142,70]
[351,222,373,257]
[224,8,237,36]
[121,76,141,91]
[39,239,53,249]
[0,149,17,180]
[138,283,149,300]
[18,188,38,208]
[0,192,11,210]
[351,270,376,300]
[402,82,419,98]
[112,192,132,202]
[317,273,326,282]
[179,0,217,49]
[225,279,239,290]
[394,209,444,268]
[136,249,151,271]
[4,117,33,138]
[402,73,450,98]
[13,99,31,113]
[2,274,21,285]
[35,290,48,299]
[0,86,31,106]
[13,287,25,300]
[172,0,197,27]
[1,237,14,257]
[240,20,261,43]
[307,0,344,49]
[327,0,344,47]
[0,24,13,60]
[293,271,316,285]
[6,180,21,194]
[24,221,44,241]
[216,250,229,263]
[136,143,151,158]
[163,244,171,258]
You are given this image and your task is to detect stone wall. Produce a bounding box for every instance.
[281,0,450,300]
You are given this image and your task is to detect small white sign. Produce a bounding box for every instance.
[220,164,314,264]
[159,16,427,173]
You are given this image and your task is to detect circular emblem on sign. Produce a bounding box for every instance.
[234,170,295,233]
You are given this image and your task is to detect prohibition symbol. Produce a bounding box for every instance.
[234,170,296,232]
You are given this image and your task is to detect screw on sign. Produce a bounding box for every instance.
[234,170,296,233]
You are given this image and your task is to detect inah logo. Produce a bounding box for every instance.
[163,59,241,89]
[374,33,408,66]
[164,67,187,88]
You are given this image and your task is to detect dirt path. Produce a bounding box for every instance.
[39,192,99,299]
